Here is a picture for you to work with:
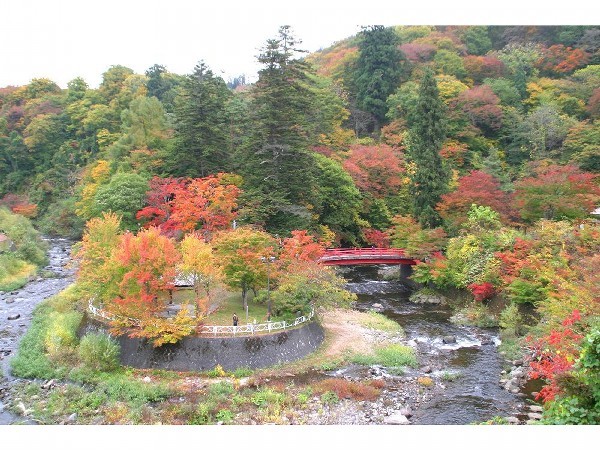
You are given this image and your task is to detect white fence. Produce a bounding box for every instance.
[87,299,314,336]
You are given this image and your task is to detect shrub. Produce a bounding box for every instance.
[232,367,253,378]
[95,373,171,404]
[216,409,234,424]
[499,302,524,337]
[78,333,121,372]
[250,388,286,408]
[44,311,83,364]
[314,378,381,401]
[208,381,236,398]
[206,364,227,378]
[417,376,434,387]
[320,391,339,404]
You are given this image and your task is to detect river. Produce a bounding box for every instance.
[0,238,75,425]
[342,265,528,424]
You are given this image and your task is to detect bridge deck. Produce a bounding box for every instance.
[319,248,417,266]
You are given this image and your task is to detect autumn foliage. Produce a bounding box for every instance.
[342,144,404,198]
[437,170,516,230]
[136,173,240,239]
[0,193,38,218]
[514,164,600,223]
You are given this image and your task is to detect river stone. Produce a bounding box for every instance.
[529,405,543,413]
[421,366,432,374]
[66,413,77,424]
[504,416,520,424]
[527,412,543,420]
[371,303,383,309]
[5,299,14,304]
[399,406,412,418]
[384,413,410,425]
[7,314,20,320]
[409,292,447,305]
[442,336,456,344]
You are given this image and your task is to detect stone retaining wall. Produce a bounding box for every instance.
[80,320,324,371]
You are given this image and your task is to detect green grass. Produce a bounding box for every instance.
[359,311,404,333]
[0,255,37,291]
[163,289,274,325]
[351,344,418,368]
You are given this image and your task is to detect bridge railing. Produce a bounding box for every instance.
[320,247,410,259]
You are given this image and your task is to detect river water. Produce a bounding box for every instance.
[0,238,75,425]
[342,265,525,425]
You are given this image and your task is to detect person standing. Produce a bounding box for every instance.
[233,313,238,327]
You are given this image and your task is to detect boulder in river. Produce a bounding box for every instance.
[409,291,447,305]
[442,336,457,344]
[7,314,20,320]
[384,413,410,425]
[5,299,15,304]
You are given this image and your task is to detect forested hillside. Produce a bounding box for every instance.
[1,25,600,423]
[1,25,598,241]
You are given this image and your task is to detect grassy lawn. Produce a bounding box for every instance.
[164,288,274,326]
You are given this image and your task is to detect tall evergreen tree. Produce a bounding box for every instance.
[241,26,319,234]
[353,25,410,126]
[407,68,449,228]
[170,62,232,177]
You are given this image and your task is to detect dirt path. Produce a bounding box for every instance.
[319,309,378,357]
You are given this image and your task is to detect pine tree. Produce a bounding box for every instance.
[407,68,449,228]
[170,62,232,177]
[241,26,319,234]
[353,26,410,126]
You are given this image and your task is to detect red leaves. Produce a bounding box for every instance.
[537,44,589,76]
[463,55,506,82]
[342,144,405,198]
[362,228,390,248]
[437,170,516,229]
[136,174,240,239]
[528,310,584,402]
[452,85,503,131]
[0,193,38,218]
[467,282,495,302]
[514,164,600,222]
[280,230,325,262]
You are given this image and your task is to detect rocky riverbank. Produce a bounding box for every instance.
[0,238,74,425]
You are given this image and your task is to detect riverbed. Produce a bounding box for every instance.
[0,238,75,424]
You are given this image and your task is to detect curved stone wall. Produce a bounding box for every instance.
[80,320,324,371]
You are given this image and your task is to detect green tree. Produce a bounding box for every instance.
[92,172,149,230]
[407,69,450,228]
[462,26,492,56]
[433,50,467,79]
[313,153,363,245]
[213,227,277,319]
[240,26,320,234]
[353,25,409,124]
[170,62,232,177]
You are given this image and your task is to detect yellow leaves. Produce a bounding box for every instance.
[75,160,112,219]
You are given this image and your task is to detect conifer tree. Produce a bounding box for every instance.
[353,26,409,125]
[241,26,319,233]
[407,68,449,228]
[170,62,232,177]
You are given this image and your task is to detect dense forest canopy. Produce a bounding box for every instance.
[1,25,598,242]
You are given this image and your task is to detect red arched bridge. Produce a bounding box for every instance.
[319,248,418,266]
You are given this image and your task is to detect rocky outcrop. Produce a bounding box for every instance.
[409,291,447,305]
